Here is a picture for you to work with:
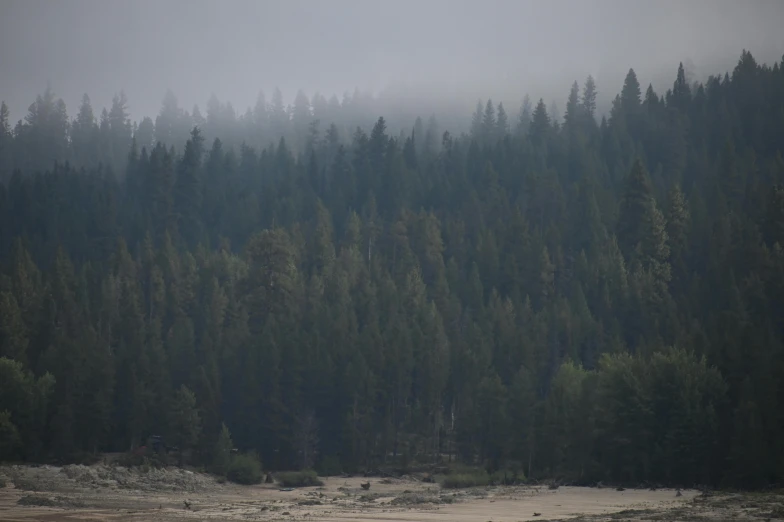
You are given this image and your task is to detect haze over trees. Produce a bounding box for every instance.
[0,50,783,490]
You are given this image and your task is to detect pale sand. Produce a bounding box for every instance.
[0,468,737,522]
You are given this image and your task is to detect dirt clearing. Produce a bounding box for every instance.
[0,464,780,521]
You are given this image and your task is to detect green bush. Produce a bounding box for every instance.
[276,470,324,488]
[227,452,263,485]
[211,423,234,477]
[117,449,167,469]
[17,495,58,506]
[9,476,41,491]
[439,468,490,489]
[317,455,343,476]
[490,467,526,485]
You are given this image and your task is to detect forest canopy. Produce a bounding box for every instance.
[0,50,783,489]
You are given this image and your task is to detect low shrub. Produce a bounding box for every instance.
[227,452,263,485]
[17,495,85,508]
[439,468,490,489]
[490,466,526,485]
[276,470,324,488]
[17,495,58,507]
[390,492,443,505]
[9,476,41,491]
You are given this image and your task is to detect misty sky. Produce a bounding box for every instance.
[1,0,783,123]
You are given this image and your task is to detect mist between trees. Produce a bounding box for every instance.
[0,50,783,489]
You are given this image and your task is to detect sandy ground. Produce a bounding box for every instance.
[0,464,781,522]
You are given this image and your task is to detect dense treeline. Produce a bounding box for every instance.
[0,86,449,180]
[1,50,783,489]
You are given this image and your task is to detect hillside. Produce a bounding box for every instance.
[0,50,783,489]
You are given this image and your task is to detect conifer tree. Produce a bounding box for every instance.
[582,75,597,120]
[495,102,509,139]
[530,99,550,145]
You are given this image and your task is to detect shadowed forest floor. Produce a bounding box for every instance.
[2,464,782,521]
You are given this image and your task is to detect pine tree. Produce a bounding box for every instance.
[617,159,671,297]
[481,100,496,143]
[108,91,132,172]
[477,371,508,466]
[243,228,299,329]
[617,160,655,259]
[530,99,550,145]
[148,143,177,240]
[135,117,154,152]
[671,62,692,110]
[539,246,555,306]
[564,81,581,130]
[18,85,70,172]
[665,183,690,284]
[581,75,598,120]
[175,127,205,246]
[549,100,561,129]
[516,94,533,136]
[0,291,28,364]
[309,199,336,275]
[644,84,660,112]
[71,94,99,169]
[495,102,509,139]
[621,68,642,111]
[155,89,191,151]
[169,385,201,464]
[269,87,288,139]
[212,422,234,476]
[470,100,484,140]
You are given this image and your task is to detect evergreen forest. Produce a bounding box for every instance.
[0,50,783,490]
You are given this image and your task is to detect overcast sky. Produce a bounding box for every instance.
[1,0,783,123]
